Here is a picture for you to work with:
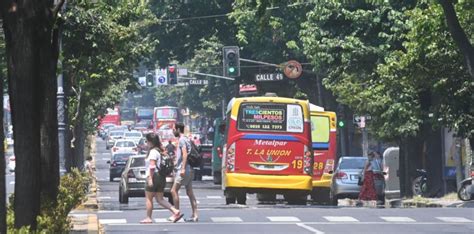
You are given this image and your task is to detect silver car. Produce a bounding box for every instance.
[118,155,174,204]
[330,156,385,206]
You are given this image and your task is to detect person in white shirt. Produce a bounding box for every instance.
[140,133,183,224]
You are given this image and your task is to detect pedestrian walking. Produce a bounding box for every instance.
[170,123,198,222]
[84,156,95,192]
[140,133,183,224]
[358,151,384,206]
[166,140,176,157]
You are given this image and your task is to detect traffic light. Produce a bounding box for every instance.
[338,119,345,128]
[223,46,240,77]
[167,64,177,85]
[146,72,155,87]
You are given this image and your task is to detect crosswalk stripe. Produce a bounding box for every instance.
[211,217,243,222]
[436,217,473,223]
[98,210,123,214]
[324,216,359,222]
[98,196,112,200]
[206,195,222,199]
[380,217,416,222]
[99,219,127,225]
[267,216,301,222]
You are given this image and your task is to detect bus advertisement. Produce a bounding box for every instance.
[153,106,181,142]
[309,104,337,204]
[222,96,313,205]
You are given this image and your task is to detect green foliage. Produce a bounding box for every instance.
[7,168,88,233]
[63,0,158,133]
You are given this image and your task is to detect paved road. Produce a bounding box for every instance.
[85,137,474,233]
[5,146,15,201]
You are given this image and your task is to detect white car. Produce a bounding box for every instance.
[111,140,138,154]
[123,131,143,145]
[8,155,15,172]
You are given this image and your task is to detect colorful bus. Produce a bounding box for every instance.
[309,104,337,204]
[222,96,313,205]
[98,107,121,128]
[153,106,181,142]
[135,107,154,124]
[120,107,135,126]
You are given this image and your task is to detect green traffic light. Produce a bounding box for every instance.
[338,120,345,128]
[228,67,236,73]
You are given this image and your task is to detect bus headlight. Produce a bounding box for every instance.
[226,143,236,172]
[303,145,313,175]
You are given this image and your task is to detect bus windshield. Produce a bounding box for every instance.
[237,103,303,133]
[137,108,153,119]
[155,108,178,119]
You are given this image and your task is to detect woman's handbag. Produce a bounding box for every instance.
[357,173,364,186]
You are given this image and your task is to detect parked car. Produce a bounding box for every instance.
[111,140,138,154]
[106,131,125,149]
[123,131,143,145]
[330,156,385,206]
[107,152,136,182]
[194,143,212,181]
[137,137,148,154]
[118,155,174,204]
[8,155,15,172]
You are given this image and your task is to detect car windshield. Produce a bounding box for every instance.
[116,141,135,147]
[125,132,141,138]
[338,158,367,170]
[130,157,145,167]
[113,153,134,161]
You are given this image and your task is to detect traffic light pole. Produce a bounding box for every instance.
[239,58,282,68]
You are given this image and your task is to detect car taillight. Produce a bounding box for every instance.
[127,169,135,178]
[335,171,348,179]
[303,145,313,175]
[323,159,335,174]
[226,143,235,172]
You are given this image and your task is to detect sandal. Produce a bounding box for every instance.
[185,217,198,222]
[172,212,184,223]
[140,218,153,224]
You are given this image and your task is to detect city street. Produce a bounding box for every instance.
[83,137,474,233]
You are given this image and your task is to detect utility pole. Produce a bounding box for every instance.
[56,0,67,174]
[360,116,368,157]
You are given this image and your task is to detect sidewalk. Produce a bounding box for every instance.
[69,137,99,234]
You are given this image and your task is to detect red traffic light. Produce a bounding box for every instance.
[168,66,176,73]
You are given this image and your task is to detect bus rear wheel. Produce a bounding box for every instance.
[225,190,237,205]
[236,193,247,205]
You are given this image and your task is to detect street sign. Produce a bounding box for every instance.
[255,73,284,82]
[283,60,302,79]
[189,79,209,85]
[156,69,167,85]
[138,76,146,87]
[178,68,188,76]
[353,114,372,128]
[239,84,258,95]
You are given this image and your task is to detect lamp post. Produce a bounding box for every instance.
[56,0,67,174]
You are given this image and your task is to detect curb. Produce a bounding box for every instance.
[70,136,99,233]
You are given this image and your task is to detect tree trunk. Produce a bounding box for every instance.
[0,73,6,234]
[3,19,42,229]
[39,13,60,202]
[73,119,86,169]
[439,0,474,79]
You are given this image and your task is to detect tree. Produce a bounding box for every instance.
[0,30,5,234]
[1,0,65,229]
[62,0,157,167]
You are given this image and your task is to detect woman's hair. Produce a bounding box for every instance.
[146,133,163,157]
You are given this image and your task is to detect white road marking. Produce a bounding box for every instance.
[154,218,170,223]
[267,216,301,222]
[179,195,188,199]
[324,216,359,222]
[101,158,110,161]
[436,217,473,223]
[211,217,243,222]
[97,210,123,214]
[99,219,127,225]
[296,223,325,234]
[98,196,111,200]
[380,217,416,222]
[68,214,89,218]
[206,195,222,199]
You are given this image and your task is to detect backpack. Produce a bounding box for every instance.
[158,153,174,177]
[186,139,202,168]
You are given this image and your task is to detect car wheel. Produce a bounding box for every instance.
[119,185,128,204]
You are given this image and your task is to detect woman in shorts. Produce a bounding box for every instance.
[140,133,184,224]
